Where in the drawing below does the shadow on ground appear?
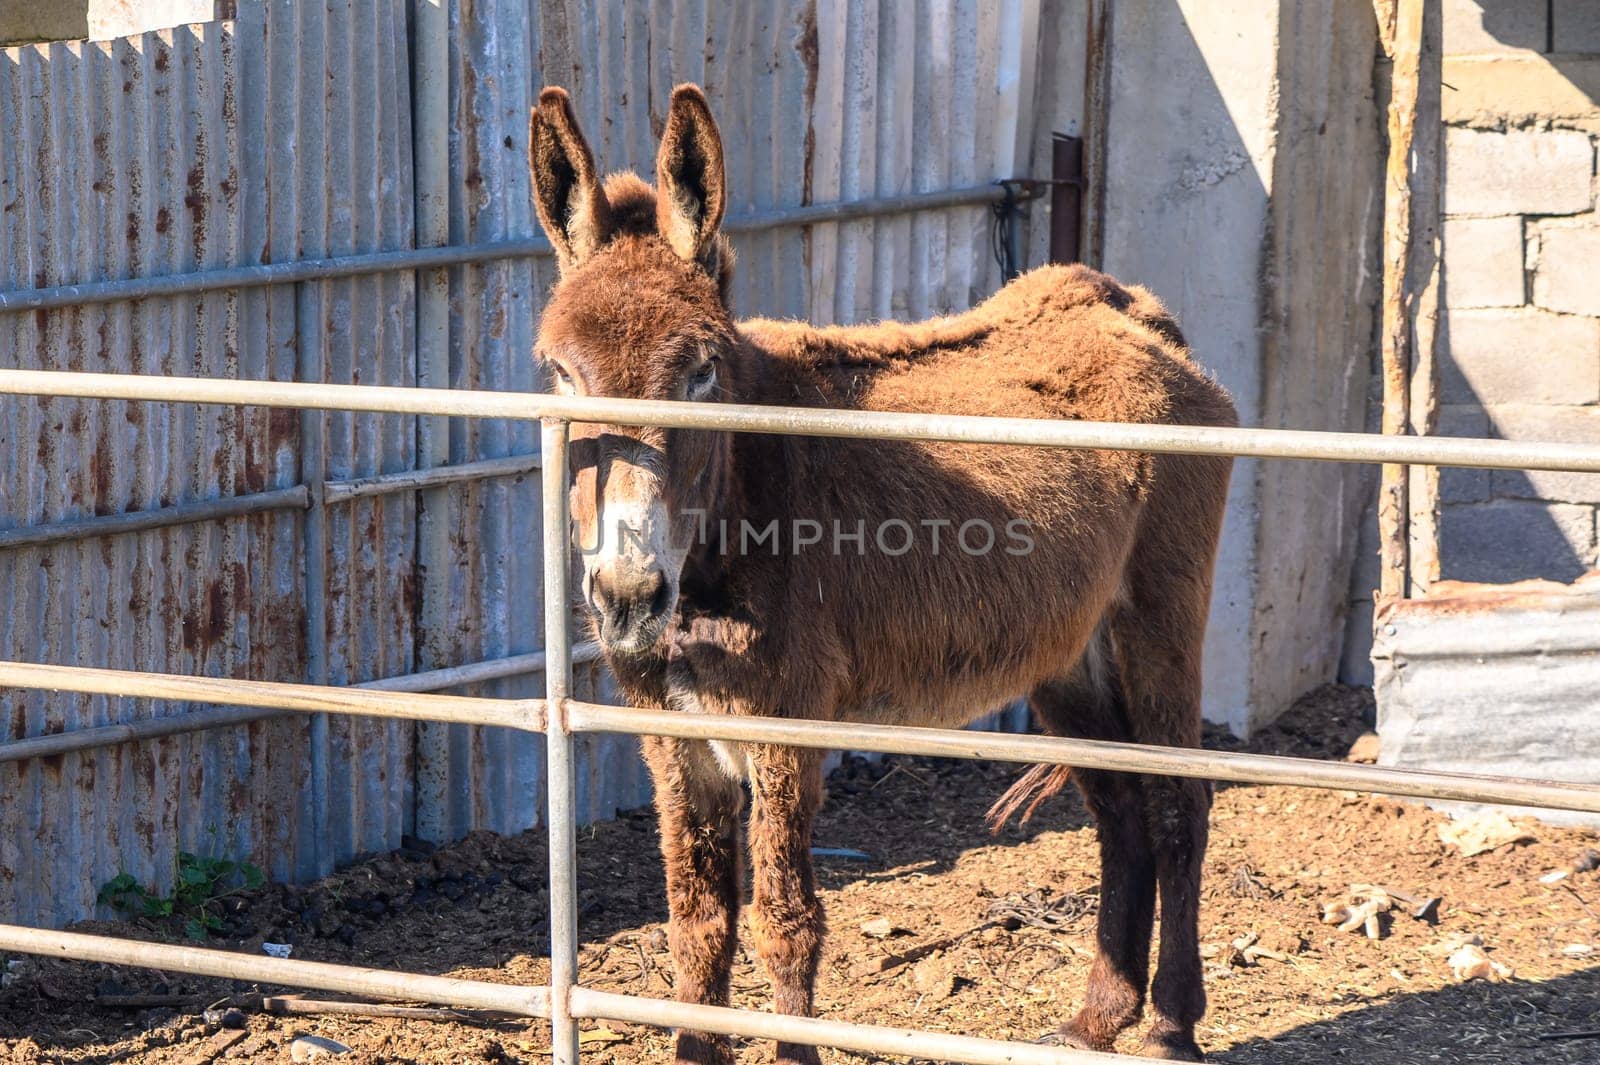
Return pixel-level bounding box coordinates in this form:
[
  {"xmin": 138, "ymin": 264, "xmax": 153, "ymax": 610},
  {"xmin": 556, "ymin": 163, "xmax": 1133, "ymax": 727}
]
[{"xmin": 1217, "ymin": 965, "xmax": 1600, "ymax": 1064}]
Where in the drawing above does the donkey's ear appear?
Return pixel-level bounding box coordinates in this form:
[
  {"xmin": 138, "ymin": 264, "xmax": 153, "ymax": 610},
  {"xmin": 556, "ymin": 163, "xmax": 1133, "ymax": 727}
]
[
  {"xmin": 529, "ymin": 87, "xmax": 613, "ymax": 272},
  {"xmin": 655, "ymin": 84, "xmax": 726, "ymax": 269}
]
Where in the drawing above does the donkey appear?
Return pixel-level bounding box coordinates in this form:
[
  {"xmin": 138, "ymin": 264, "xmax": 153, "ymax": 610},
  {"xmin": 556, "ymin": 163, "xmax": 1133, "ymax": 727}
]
[{"xmin": 529, "ymin": 84, "xmax": 1236, "ymax": 1063}]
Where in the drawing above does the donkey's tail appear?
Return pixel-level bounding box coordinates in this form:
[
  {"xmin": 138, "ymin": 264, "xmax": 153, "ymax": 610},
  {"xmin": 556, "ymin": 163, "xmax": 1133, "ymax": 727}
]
[{"xmin": 985, "ymin": 763, "xmax": 1073, "ymax": 834}]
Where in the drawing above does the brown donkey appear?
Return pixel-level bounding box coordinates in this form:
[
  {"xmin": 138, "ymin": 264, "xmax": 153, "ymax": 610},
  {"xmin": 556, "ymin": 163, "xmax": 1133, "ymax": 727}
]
[{"xmin": 529, "ymin": 84, "xmax": 1236, "ymax": 1063}]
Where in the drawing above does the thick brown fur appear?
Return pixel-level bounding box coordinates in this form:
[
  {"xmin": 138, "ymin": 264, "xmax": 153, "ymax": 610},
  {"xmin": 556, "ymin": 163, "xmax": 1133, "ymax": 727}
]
[{"xmin": 530, "ymin": 84, "xmax": 1235, "ymax": 1063}]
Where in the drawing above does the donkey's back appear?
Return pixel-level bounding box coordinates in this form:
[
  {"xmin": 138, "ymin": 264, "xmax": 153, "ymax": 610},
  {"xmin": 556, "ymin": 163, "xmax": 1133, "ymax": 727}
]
[{"xmin": 743, "ymin": 263, "xmax": 1229, "ymax": 431}]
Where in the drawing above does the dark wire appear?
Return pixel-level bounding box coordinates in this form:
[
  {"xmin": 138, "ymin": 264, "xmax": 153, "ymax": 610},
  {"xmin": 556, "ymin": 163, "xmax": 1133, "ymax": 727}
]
[{"xmin": 990, "ymin": 182, "xmax": 1021, "ymax": 281}]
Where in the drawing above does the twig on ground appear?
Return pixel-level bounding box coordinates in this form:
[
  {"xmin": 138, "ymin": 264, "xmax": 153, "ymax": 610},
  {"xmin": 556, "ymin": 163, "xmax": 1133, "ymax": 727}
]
[
  {"xmin": 1538, "ymin": 1029, "xmax": 1600, "ymax": 1042},
  {"xmin": 262, "ymin": 995, "xmax": 519, "ymax": 1025}
]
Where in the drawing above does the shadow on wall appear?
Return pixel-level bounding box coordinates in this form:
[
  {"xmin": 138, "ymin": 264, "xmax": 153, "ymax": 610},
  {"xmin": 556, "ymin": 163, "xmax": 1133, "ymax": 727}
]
[
  {"xmin": 1099, "ymin": 2, "xmax": 1382, "ymax": 731},
  {"xmin": 1436, "ymin": 314, "xmax": 1595, "ymax": 584}
]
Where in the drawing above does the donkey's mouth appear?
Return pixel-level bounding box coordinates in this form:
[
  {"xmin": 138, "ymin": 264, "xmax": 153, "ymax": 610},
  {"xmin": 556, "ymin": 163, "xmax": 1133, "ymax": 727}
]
[{"xmin": 594, "ymin": 580, "xmax": 677, "ymax": 656}]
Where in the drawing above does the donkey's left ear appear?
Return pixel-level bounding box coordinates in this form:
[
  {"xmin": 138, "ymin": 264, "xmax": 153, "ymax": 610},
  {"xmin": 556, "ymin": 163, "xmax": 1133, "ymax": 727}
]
[
  {"xmin": 655, "ymin": 84, "xmax": 727, "ymax": 270},
  {"xmin": 530, "ymin": 87, "xmax": 613, "ymax": 273}
]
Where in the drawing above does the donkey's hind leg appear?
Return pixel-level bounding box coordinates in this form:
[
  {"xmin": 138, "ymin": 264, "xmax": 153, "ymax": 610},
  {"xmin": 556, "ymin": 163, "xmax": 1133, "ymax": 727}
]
[
  {"xmin": 642, "ymin": 737, "xmax": 744, "ymax": 1065},
  {"xmin": 1108, "ymin": 452, "xmax": 1230, "ymax": 1062},
  {"xmin": 1006, "ymin": 662, "xmax": 1157, "ymax": 1053}
]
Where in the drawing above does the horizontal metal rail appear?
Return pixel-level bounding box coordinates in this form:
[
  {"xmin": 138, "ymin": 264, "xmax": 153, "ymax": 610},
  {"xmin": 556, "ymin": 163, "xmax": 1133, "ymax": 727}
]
[
  {"xmin": 357, "ymin": 639, "xmax": 602, "ymax": 693},
  {"xmin": 0, "ymin": 453, "xmax": 540, "ymax": 551},
  {"xmin": 572, "ymin": 987, "xmax": 1118, "ymax": 1065},
  {"xmin": 0, "ymin": 924, "xmax": 549, "ymax": 1017},
  {"xmin": 322, "ymin": 452, "xmax": 540, "ymax": 504},
  {"xmin": 0, "ymin": 661, "xmax": 539, "ymax": 732},
  {"xmin": 567, "ymin": 701, "xmax": 1600, "ymax": 813},
  {"xmin": 0, "ymin": 642, "xmax": 601, "ymax": 764},
  {"xmin": 4, "ymin": 659, "xmax": 1599, "ymax": 814},
  {"xmin": 0, "ymin": 185, "xmax": 1005, "ymax": 313},
  {"xmin": 0, "ymin": 485, "xmax": 309, "ymax": 550},
  {"xmin": 1, "ymin": 370, "xmax": 1598, "ymax": 473}
]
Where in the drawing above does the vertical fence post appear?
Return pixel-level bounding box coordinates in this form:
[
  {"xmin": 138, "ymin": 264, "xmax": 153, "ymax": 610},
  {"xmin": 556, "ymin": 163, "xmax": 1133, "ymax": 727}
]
[{"xmin": 540, "ymin": 418, "xmax": 580, "ymax": 1064}]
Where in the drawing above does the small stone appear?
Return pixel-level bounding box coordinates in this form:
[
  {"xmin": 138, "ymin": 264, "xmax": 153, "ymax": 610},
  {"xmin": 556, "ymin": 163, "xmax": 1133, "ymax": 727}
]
[
  {"xmin": 911, "ymin": 954, "xmax": 956, "ymax": 1000},
  {"xmin": 859, "ymin": 917, "xmax": 909, "ymax": 939},
  {"xmin": 1344, "ymin": 732, "xmax": 1380, "ymax": 764},
  {"xmin": 290, "ymin": 1034, "xmax": 352, "ymax": 1061},
  {"xmin": 203, "ymin": 1006, "xmax": 248, "ymax": 1029},
  {"xmin": 1448, "ymin": 943, "xmax": 1513, "ymax": 983}
]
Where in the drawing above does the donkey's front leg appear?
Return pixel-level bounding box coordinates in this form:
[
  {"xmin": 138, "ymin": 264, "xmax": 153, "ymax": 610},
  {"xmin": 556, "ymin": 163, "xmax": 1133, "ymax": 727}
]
[
  {"xmin": 747, "ymin": 744, "xmax": 827, "ymax": 1065},
  {"xmin": 643, "ymin": 737, "xmax": 745, "ymax": 1065}
]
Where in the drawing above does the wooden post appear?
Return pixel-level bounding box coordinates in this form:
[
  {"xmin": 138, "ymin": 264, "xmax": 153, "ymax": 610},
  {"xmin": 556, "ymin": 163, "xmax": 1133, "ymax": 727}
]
[{"xmin": 1375, "ymin": 0, "xmax": 1438, "ymax": 602}]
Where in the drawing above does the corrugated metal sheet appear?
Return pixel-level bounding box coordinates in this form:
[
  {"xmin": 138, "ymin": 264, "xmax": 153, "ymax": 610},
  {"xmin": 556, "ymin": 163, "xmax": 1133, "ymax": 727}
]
[
  {"xmin": 0, "ymin": 0, "xmax": 1082, "ymax": 924},
  {"xmin": 0, "ymin": 22, "xmax": 304, "ymax": 926},
  {"xmin": 258, "ymin": 0, "xmax": 419, "ymax": 878},
  {"xmin": 0, "ymin": 2, "xmax": 421, "ymax": 923}
]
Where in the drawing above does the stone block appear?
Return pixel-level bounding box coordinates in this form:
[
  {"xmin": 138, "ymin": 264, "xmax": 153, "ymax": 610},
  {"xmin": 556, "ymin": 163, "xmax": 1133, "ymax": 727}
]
[
  {"xmin": 1440, "ymin": 500, "xmax": 1598, "ymax": 583},
  {"xmin": 86, "ymin": 2, "xmax": 221, "ymax": 41},
  {"xmin": 1445, "ymin": 128, "xmax": 1594, "ymax": 217},
  {"xmin": 1553, "ymin": 0, "xmax": 1600, "ymax": 53},
  {"xmin": 1488, "ymin": 405, "xmax": 1600, "ymax": 503},
  {"xmin": 1443, "ymin": 56, "xmax": 1600, "ymax": 126},
  {"xmin": 1531, "ymin": 222, "xmax": 1600, "ymax": 316},
  {"xmin": 1443, "ymin": 0, "xmax": 1548, "ymax": 55},
  {"xmin": 1440, "ymin": 309, "xmax": 1600, "ymax": 404},
  {"xmin": 1444, "ymin": 217, "xmax": 1525, "ymax": 307}
]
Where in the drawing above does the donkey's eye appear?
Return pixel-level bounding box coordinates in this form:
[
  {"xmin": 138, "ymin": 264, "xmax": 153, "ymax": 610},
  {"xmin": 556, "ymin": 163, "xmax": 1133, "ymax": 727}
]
[
  {"xmin": 687, "ymin": 360, "xmax": 718, "ymax": 399},
  {"xmin": 549, "ymin": 363, "xmax": 576, "ymax": 395}
]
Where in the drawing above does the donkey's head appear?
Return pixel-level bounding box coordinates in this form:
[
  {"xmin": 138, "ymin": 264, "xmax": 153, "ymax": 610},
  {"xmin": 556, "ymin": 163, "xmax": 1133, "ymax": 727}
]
[{"xmin": 530, "ymin": 84, "xmax": 736, "ymax": 655}]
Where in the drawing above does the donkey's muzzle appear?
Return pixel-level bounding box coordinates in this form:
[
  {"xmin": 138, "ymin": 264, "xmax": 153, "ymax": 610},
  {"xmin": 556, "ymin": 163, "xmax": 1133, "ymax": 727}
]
[{"xmin": 591, "ymin": 568, "xmax": 673, "ymax": 653}]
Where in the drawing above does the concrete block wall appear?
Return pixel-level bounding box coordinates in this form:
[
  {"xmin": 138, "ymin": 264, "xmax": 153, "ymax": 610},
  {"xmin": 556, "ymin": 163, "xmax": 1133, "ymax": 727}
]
[{"xmin": 1343, "ymin": 0, "xmax": 1600, "ymax": 684}]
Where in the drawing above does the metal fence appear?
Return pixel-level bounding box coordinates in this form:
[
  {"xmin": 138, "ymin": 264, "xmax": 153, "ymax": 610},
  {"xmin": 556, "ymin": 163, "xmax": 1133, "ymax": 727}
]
[{"xmin": 1, "ymin": 366, "xmax": 1599, "ymax": 1064}]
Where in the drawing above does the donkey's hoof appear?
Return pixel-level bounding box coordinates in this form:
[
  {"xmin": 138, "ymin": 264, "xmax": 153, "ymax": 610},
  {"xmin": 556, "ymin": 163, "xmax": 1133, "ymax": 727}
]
[
  {"xmin": 1139, "ymin": 1027, "xmax": 1206, "ymax": 1061},
  {"xmin": 674, "ymin": 1031, "xmax": 735, "ymax": 1065},
  {"xmin": 1050, "ymin": 1017, "xmax": 1117, "ymax": 1053}
]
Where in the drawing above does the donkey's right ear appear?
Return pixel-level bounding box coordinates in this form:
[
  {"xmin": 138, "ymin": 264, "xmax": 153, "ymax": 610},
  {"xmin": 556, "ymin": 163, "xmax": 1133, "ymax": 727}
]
[{"xmin": 529, "ymin": 87, "xmax": 613, "ymax": 272}]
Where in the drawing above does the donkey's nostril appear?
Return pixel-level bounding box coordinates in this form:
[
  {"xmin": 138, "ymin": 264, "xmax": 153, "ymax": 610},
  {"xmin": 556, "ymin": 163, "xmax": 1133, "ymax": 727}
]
[{"xmin": 646, "ymin": 572, "xmax": 671, "ymax": 618}]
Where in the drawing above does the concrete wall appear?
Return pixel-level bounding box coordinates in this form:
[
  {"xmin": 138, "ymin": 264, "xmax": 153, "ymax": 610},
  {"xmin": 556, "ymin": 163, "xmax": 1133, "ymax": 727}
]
[
  {"xmin": 1099, "ymin": 1, "xmax": 1381, "ymax": 733},
  {"xmin": 1343, "ymin": 0, "xmax": 1600, "ymax": 684}
]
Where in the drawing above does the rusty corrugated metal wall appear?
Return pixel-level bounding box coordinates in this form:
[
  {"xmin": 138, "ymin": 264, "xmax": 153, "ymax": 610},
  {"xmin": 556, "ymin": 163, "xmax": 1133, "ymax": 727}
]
[
  {"xmin": 0, "ymin": 0, "xmax": 1080, "ymax": 925},
  {"xmin": 0, "ymin": 22, "xmax": 307, "ymax": 927}
]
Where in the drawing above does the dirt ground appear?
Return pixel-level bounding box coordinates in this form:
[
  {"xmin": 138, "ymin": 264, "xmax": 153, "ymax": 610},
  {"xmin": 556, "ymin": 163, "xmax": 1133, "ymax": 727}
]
[{"xmin": 3, "ymin": 684, "xmax": 1599, "ymax": 1064}]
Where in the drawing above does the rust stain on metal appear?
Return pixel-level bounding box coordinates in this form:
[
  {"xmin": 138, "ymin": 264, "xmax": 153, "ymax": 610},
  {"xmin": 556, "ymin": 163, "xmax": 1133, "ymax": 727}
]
[
  {"xmin": 796, "ymin": 1, "xmax": 818, "ymax": 211},
  {"xmin": 1378, "ymin": 572, "xmax": 1600, "ymax": 621}
]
